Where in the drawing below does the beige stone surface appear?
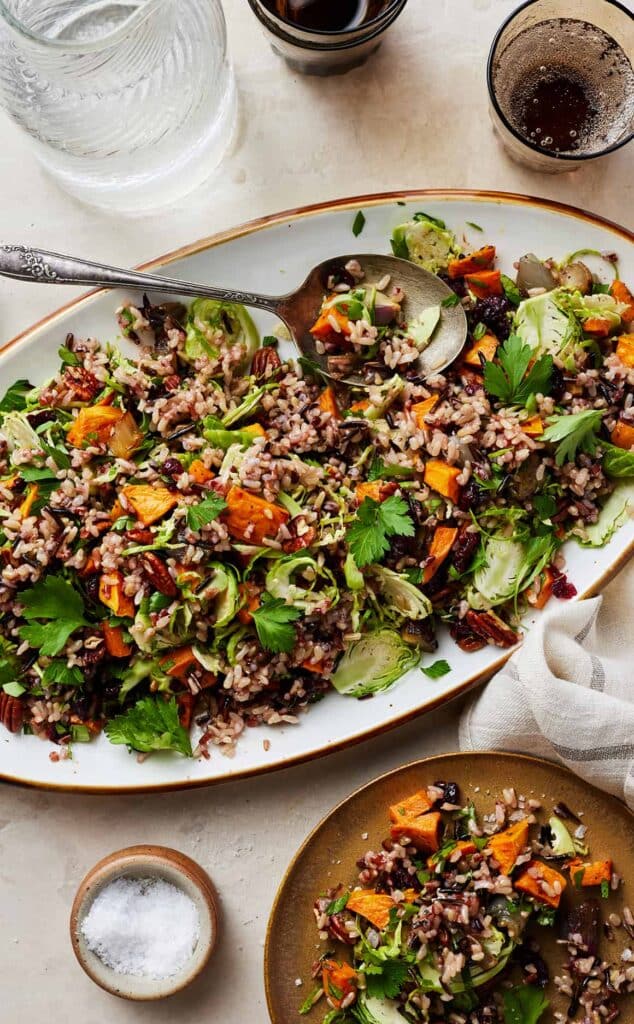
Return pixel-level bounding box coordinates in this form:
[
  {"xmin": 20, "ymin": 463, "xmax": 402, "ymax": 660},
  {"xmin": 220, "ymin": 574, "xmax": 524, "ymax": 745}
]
[{"xmin": 0, "ymin": 1, "xmax": 631, "ymax": 1021}]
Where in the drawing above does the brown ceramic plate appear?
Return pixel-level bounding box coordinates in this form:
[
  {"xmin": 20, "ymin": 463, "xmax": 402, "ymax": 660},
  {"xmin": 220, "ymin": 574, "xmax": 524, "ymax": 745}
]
[{"xmin": 265, "ymin": 752, "xmax": 634, "ymax": 1023}]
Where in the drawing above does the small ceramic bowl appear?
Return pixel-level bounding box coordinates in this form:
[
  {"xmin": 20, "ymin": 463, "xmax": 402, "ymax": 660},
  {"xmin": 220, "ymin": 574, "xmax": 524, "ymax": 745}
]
[{"xmin": 70, "ymin": 845, "xmax": 219, "ymax": 1000}]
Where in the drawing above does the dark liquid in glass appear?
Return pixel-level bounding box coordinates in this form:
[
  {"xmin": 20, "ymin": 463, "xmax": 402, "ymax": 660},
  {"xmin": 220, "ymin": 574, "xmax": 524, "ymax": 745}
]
[
  {"xmin": 493, "ymin": 18, "xmax": 634, "ymax": 156},
  {"xmin": 263, "ymin": 0, "xmax": 390, "ymax": 32},
  {"xmin": 511, "ymin": 69, "xmax": 597, "ymax": 153}
]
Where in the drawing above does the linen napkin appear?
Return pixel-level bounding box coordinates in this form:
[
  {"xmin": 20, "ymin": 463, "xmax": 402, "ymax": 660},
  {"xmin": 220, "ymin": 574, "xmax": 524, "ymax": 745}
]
[{"xmin": 459, "ymin": 563, "xmax": 634, "ymax": 810}]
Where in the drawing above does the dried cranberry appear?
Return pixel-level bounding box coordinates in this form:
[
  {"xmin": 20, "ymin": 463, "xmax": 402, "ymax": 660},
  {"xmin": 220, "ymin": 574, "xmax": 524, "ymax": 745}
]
[
  {"xmin": 438, "ymin": 272, "xmax": 467, "ymax": 298},
  {"xmin": 469, "ymin": 296, "xmax": 513, "ymax": 340},
  {"xmin": 551, "ymin": 569, "xmax": 577, "ymax": 600},
  {"xmin": 451, "ymin": 524, "xmax": 479, "ymax": 574},
  {"xmin": 433, "ymin": 781, "xmax": 460, "ymax": 805},
  {"xmin": 550, "ymin": 365, "xmax": 566, "ymax": 402},
  {"xmin": 457, "ymin": 479, "xmax": 479, "ymax": 512},
  {"xmin": 162, "ymin": 457, "xmax": 182, "ymax": 477},
  {"xmin": 84, "ymin": 576, "xmax": 100, "ymax": 603},
  {"xmin": 26, "ymin": 409, "xmax": 56, "ymax": 428}
]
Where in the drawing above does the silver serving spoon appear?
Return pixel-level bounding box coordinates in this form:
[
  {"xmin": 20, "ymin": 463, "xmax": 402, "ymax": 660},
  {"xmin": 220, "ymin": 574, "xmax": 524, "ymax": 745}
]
[{"xmin": 0, "ymin": 245, "xmax": 467, "ymax": 383}]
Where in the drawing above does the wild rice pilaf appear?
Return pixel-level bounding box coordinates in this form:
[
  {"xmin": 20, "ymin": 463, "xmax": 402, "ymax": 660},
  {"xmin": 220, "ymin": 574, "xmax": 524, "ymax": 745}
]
[
  {"xmin": 0, "ymin": 215, "xmax": 633, "ymax": 759},
  {"xmin": 307, "ymin": 781, "xmax": 633, "ymax": 1024}
]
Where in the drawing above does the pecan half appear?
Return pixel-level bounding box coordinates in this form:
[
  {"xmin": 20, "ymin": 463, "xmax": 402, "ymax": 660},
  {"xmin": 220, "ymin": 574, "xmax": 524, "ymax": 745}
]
[
  {"xmin": 63, "ymin": 366, "xmax": 101, "ymax": 401},
  {"xmin": 282, "ymin": 516, "xmax": 317, "ymax": 553},
  {"xmin": 141, "ymin": 553, "xmax": 178, "ymax": 597},
  {"xmin": 465, "ymin": 610, "xmax": 518, "ymax": 648},
  {"xmin": 450, "ymin": 618, "xmax": 487, "ymax": 653},
  {"xmin": 0, "ymin": 693, "xmax": 23, "ymax": 734},
  {"xmin": 327, "ymin": 354, "xmax": 358, "ymax": 378},
  {"xmin": 251, "ymin": 346, "xmax": 282, "ymax": 380},
  {"xmin": 126, "ymin": 528, "xmax": 154, "ymax": 545}
]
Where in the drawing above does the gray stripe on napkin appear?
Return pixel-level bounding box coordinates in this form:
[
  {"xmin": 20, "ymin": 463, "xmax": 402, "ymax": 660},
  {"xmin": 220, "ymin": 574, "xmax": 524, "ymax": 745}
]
[
  {"xmin": 575, "ymin": 607, "xmax": 599, "ymax": 644},
  {"xmin": 551, "ymin": 741, "xmax": 634, "ymax": 762},
  {"xmin": 590, "ymin": 655, "xmax": 605, "ymax": 692}
]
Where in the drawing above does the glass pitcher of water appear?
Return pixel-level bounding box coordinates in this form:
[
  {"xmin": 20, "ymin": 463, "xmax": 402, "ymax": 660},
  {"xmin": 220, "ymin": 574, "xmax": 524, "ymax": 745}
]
[{"xmin": 0, "ymin": 0, "xmax": 236, "ymax": 212}]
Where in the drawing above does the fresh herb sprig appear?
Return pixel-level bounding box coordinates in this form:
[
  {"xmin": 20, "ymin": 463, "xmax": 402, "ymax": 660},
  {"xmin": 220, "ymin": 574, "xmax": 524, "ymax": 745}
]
[
  {"xmin": 105, "ymin": 696, "xmax": 192, "ymax": 756},
  {"xmin": 17, "ymin": 576, "xmax": 87, "ymax": 657},
  {"xmin": 251, "ymin": 594, "xmax": 302, "ymax": 654},
  {"xmin": 483, "ymin": 335, "xmax": 553, "ymax": 408},
  {"xmin": 542, "ymin": 409, "xmax": 603, "ymax": 466},
  {"xmin": 346, "ymin": 495, "xmax": 414, "ymax": 568}
]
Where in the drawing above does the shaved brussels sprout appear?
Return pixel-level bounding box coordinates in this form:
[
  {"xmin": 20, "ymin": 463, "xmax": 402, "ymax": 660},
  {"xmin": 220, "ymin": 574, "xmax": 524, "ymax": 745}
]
[
  {"xmin": 184, "ymin": 298, "xmax": 259, "ymax": 370},
  {"xmin": 331, "ymin": 628, "xmax": 420, "ymax": 697}
]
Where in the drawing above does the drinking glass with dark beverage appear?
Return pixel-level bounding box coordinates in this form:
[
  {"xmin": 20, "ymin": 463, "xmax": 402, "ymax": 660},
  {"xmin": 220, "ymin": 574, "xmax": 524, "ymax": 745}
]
[
  {"xmin": 247, "ymin": 0, "xmax": 408, "ymax": 75},
  {"xmin": 488, "ymin": 0, "xmax": 633, "ymax": 172}
]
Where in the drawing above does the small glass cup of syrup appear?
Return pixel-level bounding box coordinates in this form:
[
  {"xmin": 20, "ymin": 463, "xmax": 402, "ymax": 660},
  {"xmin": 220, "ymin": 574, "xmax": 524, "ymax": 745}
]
[
  {"xmin": 487, "ymin": 0, "xmax": 634, "ymax": 172},
  {"xmin": 247, "ymin": 0, "xmax": 409, "ymax": 76}
]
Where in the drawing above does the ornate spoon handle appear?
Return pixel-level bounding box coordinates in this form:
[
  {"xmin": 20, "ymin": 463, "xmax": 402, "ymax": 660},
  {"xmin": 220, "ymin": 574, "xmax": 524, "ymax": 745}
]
[{"xmin": 0, "ymin": 243, "xmax": 282, "ymax": 313}]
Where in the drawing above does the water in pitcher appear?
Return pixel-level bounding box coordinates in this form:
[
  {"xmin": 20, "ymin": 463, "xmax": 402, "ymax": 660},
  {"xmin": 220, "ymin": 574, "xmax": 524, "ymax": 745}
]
[{"xmin": 0, "ymin": 0, "xmax": 236, "ymax": 211}]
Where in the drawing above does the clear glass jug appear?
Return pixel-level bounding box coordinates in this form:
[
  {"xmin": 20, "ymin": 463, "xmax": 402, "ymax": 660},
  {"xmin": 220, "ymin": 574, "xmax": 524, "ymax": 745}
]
[{"xmin": 0, "ymin": 0, "xmax": 237, "ymax": 212}]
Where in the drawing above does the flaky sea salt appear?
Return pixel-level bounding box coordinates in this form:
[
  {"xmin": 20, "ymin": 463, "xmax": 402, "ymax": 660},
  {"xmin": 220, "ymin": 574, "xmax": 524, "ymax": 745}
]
[{"xmin": 81, "ymin": 876, "xmax": 200, "ymax": 979}]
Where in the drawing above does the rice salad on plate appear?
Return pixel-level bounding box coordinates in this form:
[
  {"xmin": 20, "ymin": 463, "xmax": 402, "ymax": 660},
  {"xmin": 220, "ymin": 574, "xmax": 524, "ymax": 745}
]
[
  {"xmin": 305, "ymin": 780, "xmax": 634, "ymax": 1024},
  {"xmin": 0, "ymin": 214, "xmax": 633, "ymax": 761}
]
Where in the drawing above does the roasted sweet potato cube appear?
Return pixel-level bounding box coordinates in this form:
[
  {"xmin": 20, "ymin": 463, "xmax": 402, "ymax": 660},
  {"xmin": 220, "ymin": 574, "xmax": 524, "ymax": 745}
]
[
  {"xmin": 389, "ymin": 789, "xmax": 434, "ymax": 824},
  {"xmin": 568, "ymin": 858, "xmax": 613, "ymax": 888},
  {"xmin": 98, "ymin": 571, "xmax": 135, "ymax": 618},
  {"xmin": 121, "ymin": 484, "xmax": 178, "ymax": 525},
  {"xmin": 318, "ymin": 386, "xmax": 341, "ymax": 420},
  {"xmin": 464, "ymin": 269, "xmax": 503, "ymax": 299},
  {"xmin": 390, "ymin": 811, "xmax": 442, "ymax": 853},
  {"xmin": 514, "ymin": 860, "xmax": 567, "ymax": 907},
  {"xmin": 424, "ymin": 460, "xmax": 461, "ymax": 504},
  {"xmin": 487, "ymin": 819, "xmax": 530, "ymax": 876},
  {"xmin": 188, "ymin": 459, "xmax": 215, "ymax": 484},
  {"xmin": 611, "ymin": 421, "xmax": 634, "ymax": 450},
  {"xmin": 463, "ymin": 333, "xmax": 498, "ymax": 368},
  {"xmin": 67, "ymin": 405, "xmax": 124, "ymax": 448},
  {"xmin": 521, "ymin": 415, "xmax": 544, "ymax": 437},
  {"xmin": 346, "ymin": 890, "xmax": 395, "ymax": 931},
  {"xmin": 610, "ymin": 280, "xmax": 634, "ymax": 323},
  {"xmin": 322, "ymin": 960, "xmax": 357, "ymax": 1009},
  {"xmin": 616, "ymin": 335, "xmax": 634, "ymax": 368},
  {"xmin": 448, "ymin": 246, "xmax": 496, "ymax": 279},
  {"xmin": 411, "ymin": 395, "xmax": 439, "ymax": 429},
  {"xmin": 222, "ymin": 484, "xmax": 289, "ymax": 544},
  {"xmin": 423, "ymin": 525, "xmax": 458, "ymax": 583},
  {"xmin": 355, "ymin": 480, "xmax": 397, "ymax": 505}
]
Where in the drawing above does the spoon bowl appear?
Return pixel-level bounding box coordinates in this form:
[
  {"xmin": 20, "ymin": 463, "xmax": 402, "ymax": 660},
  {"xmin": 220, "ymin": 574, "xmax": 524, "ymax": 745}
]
[
  {"xmin": 279, "ymin": 253, "xmax": 467, "ymax": 382},
  {"xmin": 0, "ymin": 245, "xmax": 467, "ymax": 383}
]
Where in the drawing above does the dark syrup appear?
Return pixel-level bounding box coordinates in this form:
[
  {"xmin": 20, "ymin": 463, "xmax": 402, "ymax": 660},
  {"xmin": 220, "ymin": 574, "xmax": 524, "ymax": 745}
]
[
  {"xmin": 511, "ymin": 69, "xmax": 597, "ymax": 153},
  {"xmin": 263, "ymin": 0, "xmax": 389, "ymax": 32}
]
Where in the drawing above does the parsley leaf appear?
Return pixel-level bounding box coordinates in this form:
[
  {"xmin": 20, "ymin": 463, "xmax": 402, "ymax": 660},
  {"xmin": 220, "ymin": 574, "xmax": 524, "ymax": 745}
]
[
  {"xmin": 413, "ymin": 211, "xmax": 446, "ymax": 229},
  {"xmin": 0, "ymin": 379, "xmax": 33, "ymax": 413},
  {"xmin": 347, "ymin": 495, "xmax": 414, "ymax": 568},
  {"xmin": 483, "ymin": 334, "xmax": 553, "ymax": 407},
  {"xmin": 367, "ymin": 457, "xmax": 414, "ymax": 482},
  {"xmin": 542, "ymin": 409, "xmax": 603, "ymax": 466},
  {"xmin": 503, "ymin": 984, "xmax": 549, "ymax": 1024},
  {"xmin": 422, "ymin": 659, "xmax": 451, "ymax": 679},
  {"xmin": 251, "ymin": 594, "xmax": 302, "ymax": 654},
  {"xmin": 352, "ymin": 210, "xmax": 366, "ymax": 237},
  {"xmin": 325, "ymin": 894, "xmax": 349, "ymax": 915},
  {"xmin": 18, "ymin": 577, "xmax": 87, "ymax": 657},
  {"xmin": 500, "ymin": 274, "xmax": 522, "ymax": 306},
  {"xmin": 365, "ymin": 960, "xmax": 409, "ymax": 1000},
  {"xmin": 186, "ymin": 495, "xmax": 227, "ymax": 532},
  {"xmin": 105, "ymin": 696, "xmax": 192, "ymax": 756},
  {"xmin": 41, "ymin": 661, "xmax": 83, "ymax": 687}
]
